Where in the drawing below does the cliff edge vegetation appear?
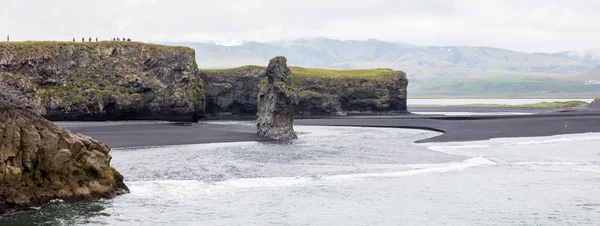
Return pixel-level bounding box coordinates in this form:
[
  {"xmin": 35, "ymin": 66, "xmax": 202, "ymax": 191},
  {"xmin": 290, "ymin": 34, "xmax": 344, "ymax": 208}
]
[
  {"xmin": 200, "ymin": 65, "xmax": 407, "ymax": 117},
  {"xmin": 0, "ymin": 41, "xmax": 205, "ymax": 121}
]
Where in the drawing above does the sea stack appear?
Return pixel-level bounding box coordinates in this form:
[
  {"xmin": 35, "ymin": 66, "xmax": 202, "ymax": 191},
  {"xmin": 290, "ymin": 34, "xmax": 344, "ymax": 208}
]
[
  {"xmin": 256, "ymin": 56, "xmax": 298, "ymax": 140},
  {"xmin": 0, "ymin": 82, "xmax": 128, "ymax": 214}
]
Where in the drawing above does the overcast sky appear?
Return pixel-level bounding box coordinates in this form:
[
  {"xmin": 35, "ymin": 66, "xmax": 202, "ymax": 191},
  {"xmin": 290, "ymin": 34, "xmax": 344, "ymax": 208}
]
[{"xmin": 2, "ymin": 0, "xmax": 599, "ymax": 53}]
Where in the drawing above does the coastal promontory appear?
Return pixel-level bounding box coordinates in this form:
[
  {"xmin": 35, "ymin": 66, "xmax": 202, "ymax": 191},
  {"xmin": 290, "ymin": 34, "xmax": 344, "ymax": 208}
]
[
  {"xmin": 0, "ymin": 82, "xmax": 128, "ymax": 214},
  {"xmin": 200, "ymin": 66, "xmax": 407, "ymax": 117},
  {"xmin": 0, "ymin": 42, "xmax": 205, "ymax": 121}
]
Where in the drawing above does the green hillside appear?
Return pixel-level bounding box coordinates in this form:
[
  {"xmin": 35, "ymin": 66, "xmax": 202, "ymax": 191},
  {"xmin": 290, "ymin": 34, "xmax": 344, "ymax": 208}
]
[{"xmin": 576, "ymin": 65, "xmax": 600, "ymax": 80}]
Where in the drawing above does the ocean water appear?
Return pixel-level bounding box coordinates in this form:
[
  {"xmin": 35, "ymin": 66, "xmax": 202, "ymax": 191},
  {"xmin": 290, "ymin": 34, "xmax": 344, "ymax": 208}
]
[
  {"xmin": 408, "ymin": 98, "xmax": 595, "ymax": 105},
  {"xmin": 2, "ymin": 123, "xmax": 600, "ymax": 226}
]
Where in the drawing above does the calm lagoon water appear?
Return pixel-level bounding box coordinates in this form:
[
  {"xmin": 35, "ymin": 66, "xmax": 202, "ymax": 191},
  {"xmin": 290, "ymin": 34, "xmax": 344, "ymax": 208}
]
[{"xmin": 2, "ymin": 123, "xmax": 600, "ymax": 226}]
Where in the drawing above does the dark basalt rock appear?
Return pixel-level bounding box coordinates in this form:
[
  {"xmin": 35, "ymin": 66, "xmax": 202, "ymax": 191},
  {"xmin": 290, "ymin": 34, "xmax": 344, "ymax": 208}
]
[
  {"xmin": 0, "ymin": 42, "xmax": 205, "ymax": 122},
  {"xmin": 0, "ymin": 82, "xmax": 128, "ymax": 214},
  {"xmin": 590, "ymin": 97, "xmax": 600, "ymax": 110},
  {"xmin": 200, "ymin": 66, "xmax": 264, "ymax": 118},
  {"xmin": 256, "ymin": 57, "xmax": 298, "ymax": 140}
]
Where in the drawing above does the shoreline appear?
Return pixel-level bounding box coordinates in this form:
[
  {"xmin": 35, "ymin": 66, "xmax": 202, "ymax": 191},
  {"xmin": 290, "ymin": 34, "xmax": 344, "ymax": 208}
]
[{"xmin": 60, "ymin": 107, "xmax": 600, "ymax": 148}]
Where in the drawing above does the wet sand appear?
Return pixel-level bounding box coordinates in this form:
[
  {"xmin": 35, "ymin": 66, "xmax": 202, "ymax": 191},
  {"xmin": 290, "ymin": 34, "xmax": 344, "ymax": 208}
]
[{"xmin": 60, "ymin": 108, "xmax": 600, "ymax": 148}]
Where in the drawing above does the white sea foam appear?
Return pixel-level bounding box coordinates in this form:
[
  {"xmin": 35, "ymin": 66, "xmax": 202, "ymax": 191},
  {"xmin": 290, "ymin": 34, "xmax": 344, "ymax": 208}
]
[
  {"xmin": 425, "ymin": 132, "xmax": 600, "ymax": 173},
  {"xmin": 126, "ymin": 157, "xmax": 495, "ymax": 192},
  {"xmin": 511, "ymin": 161, "xmax": 600, "ymax": 173},
  {"xmin": 510, "ymin": 133, "xmax": 600, "ymax": 145},
  {"xmin": 427, "ymin": 145, "xmax": 492, "ymax": 155},
  {"xmin": 200, "ymin": 120, "xmax": 254, "ymax": 126},
  {"xmin": 426, "ymin": 132, "xmax": 600, "ymax": 155},
  {"xmin": 325, "ymin": 156, "xmax": 496, "ymax": 180}
]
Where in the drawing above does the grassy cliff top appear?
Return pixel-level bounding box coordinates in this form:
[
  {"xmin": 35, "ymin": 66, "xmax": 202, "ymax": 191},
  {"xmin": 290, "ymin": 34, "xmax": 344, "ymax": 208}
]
[
  {"xmin": 0, "ymin": 41, "xmax": 193, "ymax": 55},
  {"xmin": 201, "ymin": 65, "xmax": 405, "ymax": 82},
  {"xmin": 200, "ymin": 65, "xmax": 265, "ymax": 76}
]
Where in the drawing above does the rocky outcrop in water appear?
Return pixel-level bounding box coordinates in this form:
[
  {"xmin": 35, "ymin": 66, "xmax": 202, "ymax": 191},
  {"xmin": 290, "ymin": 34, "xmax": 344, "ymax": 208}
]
[
  {"xmin": 0, "ymin": 82, "xmax": 128, "ymax": 214},
  {"xmin": 0, "ymin": 42, "xmax": 205, "ymax": 121},
  {"xmin": 256, "ymin": 57, "xmax": 298, "ymax": 140},
  {"xmin": 200, "ymin": 66, "xmax": 407, "ymax": 118}
]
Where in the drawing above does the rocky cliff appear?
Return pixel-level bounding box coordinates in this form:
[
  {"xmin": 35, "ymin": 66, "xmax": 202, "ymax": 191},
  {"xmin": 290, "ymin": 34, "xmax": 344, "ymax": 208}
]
[
  {"xmin": 257, "ymin": 57, "xmax": 298, "ymax": 140},
  {"xmin": 0, "ymin": 82, "xmax": 128, "ymax": 214},
  {"xmin": 200, "ymin": 66, "xmax": 407, "ymax": 117},
  {"xmin": 0, "ymin": 42, "xmax": 205, "ymax": 121},
  {"xmin": 590, "ymin": 97, "xmax": 600, "ymax": 109}
]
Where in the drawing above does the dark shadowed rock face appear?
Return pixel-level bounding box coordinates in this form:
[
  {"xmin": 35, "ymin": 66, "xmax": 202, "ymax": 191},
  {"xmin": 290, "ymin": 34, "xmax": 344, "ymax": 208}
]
[
  {"xmin": 0, "ymin": 42, "xmax": 205, "ymax": 121},
  {"xmin": 200, "ymin": 66, "xmax": 265, "ymax": 117},
  {"xmin": 256, "ymin": 57, "xmax": 298, "ymax": 140},
  {"xmin": 0, "ymin": 82, "xmax": 128, "ymax": 214},
  {"xmin": 590, "ymin": 97, "xmax": 600, "ymax": 109}
]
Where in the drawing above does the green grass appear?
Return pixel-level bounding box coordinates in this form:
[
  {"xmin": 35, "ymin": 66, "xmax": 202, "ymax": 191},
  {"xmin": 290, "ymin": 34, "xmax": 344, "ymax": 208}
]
[
  {"xmin": 409, "ymin": 93, "xmax": 600, "ymax": 99},
  {"xmin": 200, "ymin": 66, "xmax": 405, "ymax": 83},
  {"xmin": 289, "ymin": 67, "xmax": 397, "ymax": 77},
  {"xmin": 200, "ymin": 65, "xmax": 265, "ymax": 76},
  {"xmin": 0, "ymin": 40, "xmax": 185, "ymax": 49},
  {"xmin": 411, "ymin": 75, "xmax": 600, "ymax": 95},
  {"xmin": 410, "ymin": 100, "xmax": 590, "ymax": 108},
  {"xmin": 0, "ymin": 41, "xmax": 193, "ymax": 57},
  {"xmin": 289, "ymin": 67, "xmax": 403, "ymax": 83}
]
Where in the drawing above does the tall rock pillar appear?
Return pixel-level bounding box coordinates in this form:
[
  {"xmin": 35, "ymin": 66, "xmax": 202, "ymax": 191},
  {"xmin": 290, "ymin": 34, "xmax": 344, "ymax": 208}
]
[{"xmin": 256, "ymin": 56, "xmax": 298, "ymax": 140}]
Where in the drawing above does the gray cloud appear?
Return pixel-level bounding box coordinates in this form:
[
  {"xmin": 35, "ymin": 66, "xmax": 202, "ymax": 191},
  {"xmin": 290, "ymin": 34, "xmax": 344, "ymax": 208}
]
[{"xmin": 2, "ymin": 0, "xmax": 599, "ymax": 52}]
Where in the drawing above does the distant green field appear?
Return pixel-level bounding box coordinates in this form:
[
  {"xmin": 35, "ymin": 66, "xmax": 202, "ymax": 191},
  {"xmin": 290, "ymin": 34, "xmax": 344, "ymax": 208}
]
[
  {"xmin": 410, "ymin": 101, "xmax": 590, "ymax": 108},
  {"xmin": 410, "ymin": 73, "xmax": 600, "ymax": 98}
]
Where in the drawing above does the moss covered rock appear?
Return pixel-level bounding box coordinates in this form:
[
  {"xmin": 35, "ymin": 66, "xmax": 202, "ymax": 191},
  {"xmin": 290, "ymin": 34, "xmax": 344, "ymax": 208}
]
[
  {"xmin": 0, "ymin": 42, "xmax": 205, "ymax": 121},
  {"xmin": 200, "ymin": 65, "xmax": 407, "ymax": 117},
  {"xmin": 0, "ymin": 82, "xmax": 128, "ymax": 214}
]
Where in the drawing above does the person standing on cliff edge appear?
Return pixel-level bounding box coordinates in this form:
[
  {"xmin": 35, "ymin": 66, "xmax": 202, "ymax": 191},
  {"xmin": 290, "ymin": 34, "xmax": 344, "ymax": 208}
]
[{"xmin": 6, "ymin": 35, "xmax": 9, "ymax": 42}]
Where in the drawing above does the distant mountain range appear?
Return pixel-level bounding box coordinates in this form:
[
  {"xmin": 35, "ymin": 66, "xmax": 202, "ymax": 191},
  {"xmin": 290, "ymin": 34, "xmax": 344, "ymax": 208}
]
[{"xmin": 163, "ymin": 37, "xmax": 600, "ymax": 97}]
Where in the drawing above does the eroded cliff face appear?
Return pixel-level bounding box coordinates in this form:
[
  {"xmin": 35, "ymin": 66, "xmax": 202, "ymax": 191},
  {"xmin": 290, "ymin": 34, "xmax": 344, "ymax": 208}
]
[
  {"xmin": 256, "ymin": 57, "xmax": 298, "ymax": 140},
  {"xmin": 0, "ymin": 42, "xmax": 205, "ymax": 121},
  {"xmin": 0, "ymin": 82, "xmax": 128, "ymax": 214},
  {"xmin": 590, "ymin": 97, "xmax": 600, "ymax": 109},
  {"xmin": 201, "ymin": 66, "xmax": 264, "ymax": 116},
  {"xmin": 200, "ymin": 66, "xmax": 407, "ymax": 118}
]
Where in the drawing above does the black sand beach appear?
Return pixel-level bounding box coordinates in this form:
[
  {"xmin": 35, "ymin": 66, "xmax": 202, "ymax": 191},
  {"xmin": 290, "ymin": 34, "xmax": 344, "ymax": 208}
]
[{"xmin": 60, "ymin": 107, "xmax": 600, "ymax": 148}]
